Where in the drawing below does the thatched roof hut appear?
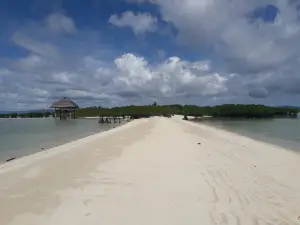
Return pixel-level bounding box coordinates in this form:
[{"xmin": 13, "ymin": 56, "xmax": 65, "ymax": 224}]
[
  {"xmin": 50, "ymin": 97, "xmax": 79, "ymax": 119},
  {"xmin": 50, "ymin": 97, "xmax": 79, "ymax": 109}
]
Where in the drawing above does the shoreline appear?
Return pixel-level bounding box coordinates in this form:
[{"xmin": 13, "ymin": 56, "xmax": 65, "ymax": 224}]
[
  {"xmin": 192, "ymin": 117, "xmax": 300, "ymax": 154},
  {"xmin": 2, "ymin": 116, "xmax": 298, "ymax": 166},
  {"xmin": 0, "ymin": 119, "xmax": 129, "ymax": 165},
  {"xmin": 1, "ymin": 116, "xmax": 300, "ymax": 224},
  {"xmin": 177, "ymin": 116, "xmax": 300, "ymax": 157},
  {"xmin": 0, "ymin": 119, "xmax": 136, "ymax": 171},
  {"xmin": 188, "ymin": 118, "xmax": 300, "ymax": 155}
]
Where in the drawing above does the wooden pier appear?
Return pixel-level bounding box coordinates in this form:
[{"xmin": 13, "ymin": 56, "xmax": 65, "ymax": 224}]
[{"xmin": 98, "ymin": 116, "xmax": 130, "ymax": 124}]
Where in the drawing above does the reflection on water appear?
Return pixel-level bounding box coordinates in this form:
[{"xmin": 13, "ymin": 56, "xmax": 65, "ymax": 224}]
[
  {"xmin": 0, "ymin": 118, "xmax": 119, "ymax": 162},
  {"xmin": 196, "ymin": 117, "xmax": 300, "ymax": 152}
]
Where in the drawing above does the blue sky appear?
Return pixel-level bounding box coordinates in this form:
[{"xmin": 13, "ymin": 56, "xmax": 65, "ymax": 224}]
[{"xmin": 1, "ymin": 0, "xmax": 300, "ymax": 110}]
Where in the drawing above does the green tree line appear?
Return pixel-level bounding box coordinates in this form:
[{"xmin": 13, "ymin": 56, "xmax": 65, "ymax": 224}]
[
  {"xmin": 75, "ymin": 104, "xmax": 298, "ymax": 119},
  {"xmin": 0, "ymin": 104, "xmax": 298, "ymax": 119},
  {"xmin": 0, "ymin": 112, "xmax": 52, "ymax": 118}
]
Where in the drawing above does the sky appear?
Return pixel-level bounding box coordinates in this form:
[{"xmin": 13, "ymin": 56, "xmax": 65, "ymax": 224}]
[{"xmin": 1, "ymin": 0, "xmax": 300, "ymax": 110}]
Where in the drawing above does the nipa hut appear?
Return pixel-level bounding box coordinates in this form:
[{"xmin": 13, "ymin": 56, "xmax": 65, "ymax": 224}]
[{"xmin": 50, "ymin": 97, "xmax": 79, "ymax": 120}]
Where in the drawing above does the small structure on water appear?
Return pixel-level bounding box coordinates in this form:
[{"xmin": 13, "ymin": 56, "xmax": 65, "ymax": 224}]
[
  {"xmin": 98, "ymin": 116, "xmax": 130, "ymax": 124},
  {"xmin": 50, "ymin": 97, "xmax": 79, "ymax": 120}
]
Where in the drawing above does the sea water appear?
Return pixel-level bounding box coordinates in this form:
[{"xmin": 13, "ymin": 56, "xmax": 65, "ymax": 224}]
[
  {"xmin": 196, "ymin": 117, "xmax": 300, "ymax": 152},
  {"xmin": 0, "ymin": 118, "xmax": 118, "ymax": 162}
]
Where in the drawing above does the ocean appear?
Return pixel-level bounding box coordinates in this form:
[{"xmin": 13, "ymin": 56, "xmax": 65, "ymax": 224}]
[
  {"xmin": 197, "ymin": 117, "xmax": 300, "ymax": 152},
  {"xmin": 0, "ymin": 118, "xmax": 119, "ymax": 163},
  {"xmin": 2, "ymin": 117, "xmax": 300, "ymax": 163}
]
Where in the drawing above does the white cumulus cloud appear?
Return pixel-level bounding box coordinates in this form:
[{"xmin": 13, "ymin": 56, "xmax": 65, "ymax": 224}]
[
  {"xmin": 113, "ymin": 54, "xmax": 228, "ymax": 98},
  {"xmin": 4, "ymin": 1, "xmax": 300, "ymax": 109},
  {"xmin": 140, "ymin": 0, "xmax": 300, "ymax": 74},
  {"xmin": 109, "ymin": 11, "xmax": 158, "ymax": 35}
]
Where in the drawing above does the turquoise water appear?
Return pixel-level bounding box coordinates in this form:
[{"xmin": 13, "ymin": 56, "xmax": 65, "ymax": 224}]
[
  {"xmin": 0, "ymin": 118, "xmax": 118, "ymax": 162},
  {"xmin": 196, "ymin": 118, "xmax": 300, "ymax": 152}
]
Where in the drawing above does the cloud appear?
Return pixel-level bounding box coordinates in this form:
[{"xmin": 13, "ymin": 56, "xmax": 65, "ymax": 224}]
[
  {"xmin": 45, "ymin": 12, "xmax": 77, "ymax": 34},
  {"xmin": 11, "ymin": 32, "xmax": 60, "ymax": 59},
  {"xmin": 10, "ymin": 12, "xmax": 76, "ymax": 60},
  {"xmin": 0, "ymin": 68, "xmax": 11, "ymax": 76},
  {"xmin": 249, "ymin": 88, "xmax": 269, "ymax": 98},
  {"xmin": 15, "ymin": 54, "xmax": 51, "ymax": 71},
  {"xmin": 3, "ymin": 45, "xmax": 300, "ymax": 110},
  {"xmin": 113, "ymin": 54, "xmax": 228, "ymax": 98},
  {"xmin": 116, "ymin": 0, "xmax": 300, "ymax": 105},
  {"xmin": 138, "ymin": 0, "xmax": 300, "ymax": 75},
  {"xmin": 3, "ymin": 2, "xmax": 300, "ymax": 110},
  {"xmin": 125, "ymin": 0, "xmax": 157, "ymax": 3},
  {"xmin": 51, "ymin": 71, "xmax": 74, "ymax": 84},
  {"xmin": 109, "ymin": 11, "xmax": 158, "ymax": 35},
  {"xmin": 0, "ymin": 46, "xmax": 231, "ymax": 110}
]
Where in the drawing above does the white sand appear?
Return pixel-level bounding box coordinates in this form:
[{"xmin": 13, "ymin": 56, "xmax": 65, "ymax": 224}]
[{"xmin": 1, "ymin": 116, "xmax": 300, "ymax": 225}]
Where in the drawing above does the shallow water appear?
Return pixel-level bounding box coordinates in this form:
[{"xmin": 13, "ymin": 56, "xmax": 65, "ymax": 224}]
[
  {"xmin": 196, "ymin": 117, "xmax": 300, "ymax": 152},
  {"xmin": 0, "ymin": 118, "xmax": 119, "ymax": 162}
]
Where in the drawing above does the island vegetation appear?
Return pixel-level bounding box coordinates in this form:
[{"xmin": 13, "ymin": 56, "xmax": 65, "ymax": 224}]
[
  {"xmin": 75, "ymin": 104, "xmax": 299, "ymax": 119},
  {"xmin": 0, "ymin": 104, "xmax": 298, "ymax": 119},
  {"xmin": 0, "ymin": 112, "xmax": 52, "ymax": 118}
]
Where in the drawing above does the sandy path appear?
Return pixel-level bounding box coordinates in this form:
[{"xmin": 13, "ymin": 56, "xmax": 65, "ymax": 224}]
[{"xmin": 1, "ymin": 117, "xmax": 300, "ymax": 225}]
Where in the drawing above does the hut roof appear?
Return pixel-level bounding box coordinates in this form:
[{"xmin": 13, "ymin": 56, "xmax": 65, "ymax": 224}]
[{"xmin": 50, "ymin": 97, "xmax": 79, "ymax": 109}]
